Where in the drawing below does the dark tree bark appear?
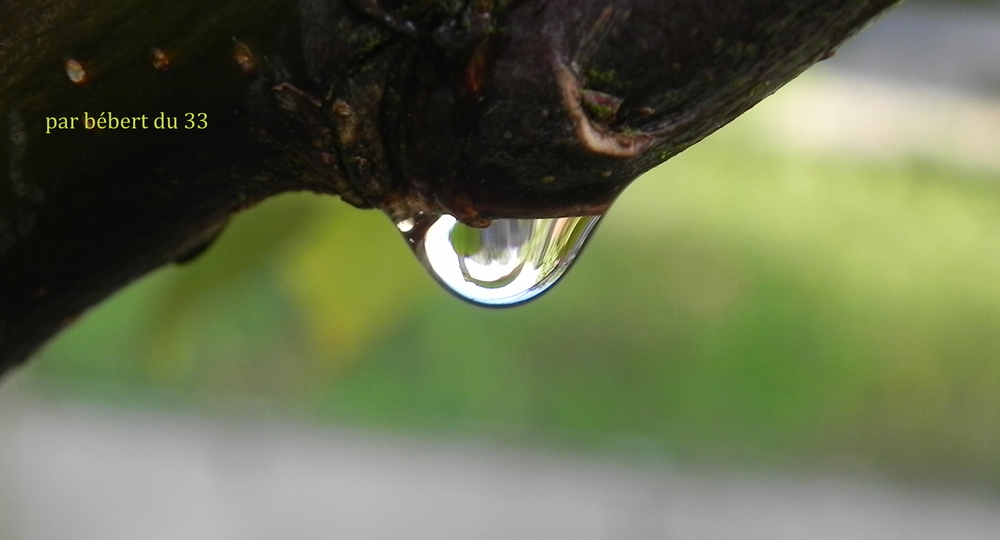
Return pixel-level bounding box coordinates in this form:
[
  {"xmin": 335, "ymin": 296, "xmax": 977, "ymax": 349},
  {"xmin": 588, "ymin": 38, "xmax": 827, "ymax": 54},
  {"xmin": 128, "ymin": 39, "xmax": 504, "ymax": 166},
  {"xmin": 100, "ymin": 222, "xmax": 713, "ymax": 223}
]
[{"xmin": 0, "ymin": 0, "xmax": 901, "ymax": 374}]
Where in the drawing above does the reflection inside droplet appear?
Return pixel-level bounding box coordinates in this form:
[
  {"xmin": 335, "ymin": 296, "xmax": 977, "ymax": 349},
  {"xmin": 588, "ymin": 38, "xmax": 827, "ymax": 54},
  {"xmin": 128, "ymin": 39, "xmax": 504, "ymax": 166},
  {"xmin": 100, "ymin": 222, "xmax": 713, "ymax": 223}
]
[{"xmin": 398, "ymin": 214, "xmax": 601, "ymax": 306}]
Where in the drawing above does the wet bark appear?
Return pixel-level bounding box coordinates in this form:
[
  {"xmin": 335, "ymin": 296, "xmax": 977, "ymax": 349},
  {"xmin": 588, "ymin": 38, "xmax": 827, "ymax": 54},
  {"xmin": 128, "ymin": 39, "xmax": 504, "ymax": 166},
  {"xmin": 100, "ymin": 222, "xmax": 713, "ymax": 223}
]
[{"xmin": 0, "ymin": 0, "xmax": 901, "ymax": 374}]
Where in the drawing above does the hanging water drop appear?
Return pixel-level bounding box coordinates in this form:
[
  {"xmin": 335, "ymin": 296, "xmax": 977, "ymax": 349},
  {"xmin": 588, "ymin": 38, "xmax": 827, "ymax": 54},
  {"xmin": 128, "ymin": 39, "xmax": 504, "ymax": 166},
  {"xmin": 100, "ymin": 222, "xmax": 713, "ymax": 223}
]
[
  {"xmin": 64, "ymin": 58, "xmax": 88, "ymax": 85},
  {"xmin": 395, "ymin": 217, "xmax": 416, "ymax": 234},
  {"xmin": 397, "ymin": 214, "xmax": 601, "ymax": 307}
]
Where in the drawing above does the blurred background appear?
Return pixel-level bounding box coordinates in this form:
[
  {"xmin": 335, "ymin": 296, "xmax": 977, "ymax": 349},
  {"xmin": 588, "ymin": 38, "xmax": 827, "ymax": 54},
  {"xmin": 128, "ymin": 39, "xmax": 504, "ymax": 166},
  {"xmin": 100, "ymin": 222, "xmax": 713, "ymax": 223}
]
[{"xmin": 3, "ymin": 0, "xmax": 1000, "ymax": 537}]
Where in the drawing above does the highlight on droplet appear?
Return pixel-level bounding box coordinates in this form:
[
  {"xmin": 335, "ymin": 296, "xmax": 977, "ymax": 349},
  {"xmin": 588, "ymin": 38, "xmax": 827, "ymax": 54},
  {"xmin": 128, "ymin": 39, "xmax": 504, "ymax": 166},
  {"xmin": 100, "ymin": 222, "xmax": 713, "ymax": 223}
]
[{"xmin": 399, "ymin": 213, "xmax": 601, "ymax": 307}]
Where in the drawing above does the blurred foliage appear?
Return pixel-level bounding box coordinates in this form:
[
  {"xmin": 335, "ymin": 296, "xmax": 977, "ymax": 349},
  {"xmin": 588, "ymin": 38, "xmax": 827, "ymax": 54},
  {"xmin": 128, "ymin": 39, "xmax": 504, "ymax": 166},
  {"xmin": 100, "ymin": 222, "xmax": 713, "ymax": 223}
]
[{"xmin": 24, "ymin": 72, "xmax": 1000, "ymax": 487}]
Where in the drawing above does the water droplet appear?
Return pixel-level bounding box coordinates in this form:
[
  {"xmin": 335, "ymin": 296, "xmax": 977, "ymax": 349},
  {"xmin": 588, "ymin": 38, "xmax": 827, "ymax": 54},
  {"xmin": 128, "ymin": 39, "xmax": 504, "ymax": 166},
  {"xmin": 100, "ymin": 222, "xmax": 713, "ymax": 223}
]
[
  {"xmin": 64, "ymin": 58, "xmax": 88, "ymax": 85},
  {"xmin": 395, "ymin": 217, "xmax": 416, "ymax": 233},
  {"xmin": 399, "ymin": 214, "xmax": 600, "ymax": 306},
  {"xmin": 151, "ymin": 47, "xmax": 172, "ymax": 72},
  {"xmin": 233, "ymin": 41, "xmax": 257, "ymax": 74}
]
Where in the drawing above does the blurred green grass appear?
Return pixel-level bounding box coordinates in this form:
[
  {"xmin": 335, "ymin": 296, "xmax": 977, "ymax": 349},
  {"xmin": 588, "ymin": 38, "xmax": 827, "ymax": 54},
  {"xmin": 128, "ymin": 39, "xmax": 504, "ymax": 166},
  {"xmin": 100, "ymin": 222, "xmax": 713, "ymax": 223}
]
[{"xmin": 24, "ymin": 75, "xmax": 1000, "ymax": 486}]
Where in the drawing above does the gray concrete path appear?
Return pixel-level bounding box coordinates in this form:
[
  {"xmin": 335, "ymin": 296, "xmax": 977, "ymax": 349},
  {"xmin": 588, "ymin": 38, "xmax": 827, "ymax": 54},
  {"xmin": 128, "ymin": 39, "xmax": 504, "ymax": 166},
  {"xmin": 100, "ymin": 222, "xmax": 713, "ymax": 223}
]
[{"xmin": 2, "ymin": 390, "xmax": 999, "ymax": 540}]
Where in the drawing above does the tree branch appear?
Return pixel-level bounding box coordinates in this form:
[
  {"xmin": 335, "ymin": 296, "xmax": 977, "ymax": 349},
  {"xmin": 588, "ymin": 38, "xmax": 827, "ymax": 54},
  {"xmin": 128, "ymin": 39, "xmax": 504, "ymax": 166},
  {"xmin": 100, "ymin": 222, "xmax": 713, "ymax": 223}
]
[{"xmin": 0, "ymin": 0, "xmax": 901, "ymax": 374}]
